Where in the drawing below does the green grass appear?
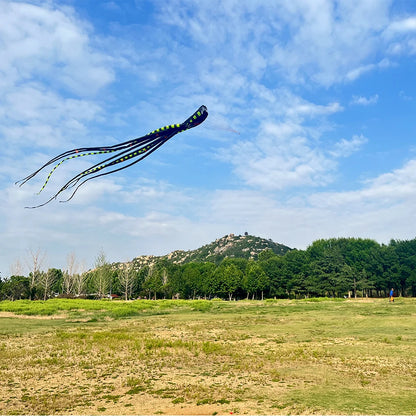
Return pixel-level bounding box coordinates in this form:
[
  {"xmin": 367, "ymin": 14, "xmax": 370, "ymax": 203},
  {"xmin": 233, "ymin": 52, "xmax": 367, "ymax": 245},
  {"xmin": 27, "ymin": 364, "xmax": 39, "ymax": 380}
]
[
  {"xmin": 0, "ymin": 298, "xmax": 415, "ymax": 414},
  {"xmin": 0, "ymin": 298, "xmax": 216, "ymax": 320}
]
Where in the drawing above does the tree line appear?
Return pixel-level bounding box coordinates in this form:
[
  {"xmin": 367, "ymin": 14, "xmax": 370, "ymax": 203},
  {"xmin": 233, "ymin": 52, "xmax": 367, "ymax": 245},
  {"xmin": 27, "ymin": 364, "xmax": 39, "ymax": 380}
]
[{"xmin": 1, "ymin": 237, "xmax": 416, "ymax": 301}]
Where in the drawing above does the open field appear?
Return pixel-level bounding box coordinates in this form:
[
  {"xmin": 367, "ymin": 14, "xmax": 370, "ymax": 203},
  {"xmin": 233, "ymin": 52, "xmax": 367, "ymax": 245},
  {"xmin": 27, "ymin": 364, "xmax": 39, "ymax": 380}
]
[{"xmin": 0, "ymin": 298, "xmax": 416, "ymax": 415}]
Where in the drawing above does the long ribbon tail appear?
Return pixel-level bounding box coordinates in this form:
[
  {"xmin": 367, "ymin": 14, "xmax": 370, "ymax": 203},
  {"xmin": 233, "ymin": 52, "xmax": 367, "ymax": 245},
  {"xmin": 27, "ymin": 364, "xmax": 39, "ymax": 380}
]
[
  {"xmin": 61, "ymin": 139, "xmax": 170, "ymax": 204},
  {"xmin": 63, "ymin": 105, "xmax": 208, "ymax": 193},
  {"xmin": 24, "ymin": 137, "xmax": 168, "ymax": 209},
  {"xmin": 60, "ymin": 138, "xmax": 168, "ymax": 196},
  {"xmin": 22, "ymin": 105, "xmax": 208, "ymax": 208},
  {"xmin": 34, "ymin": 135, "xmax": 162, "ymax": 194},
  {"xmin": 15, "ymin": 132, "xmax": 168, "ymax": 188}
]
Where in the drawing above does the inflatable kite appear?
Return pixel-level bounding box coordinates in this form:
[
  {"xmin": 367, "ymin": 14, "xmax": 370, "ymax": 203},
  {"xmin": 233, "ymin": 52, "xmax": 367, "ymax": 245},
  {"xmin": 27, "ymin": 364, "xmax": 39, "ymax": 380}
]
[{"xmin": 16, "ymin": 105, "xmax": 208, "ymax": 208}]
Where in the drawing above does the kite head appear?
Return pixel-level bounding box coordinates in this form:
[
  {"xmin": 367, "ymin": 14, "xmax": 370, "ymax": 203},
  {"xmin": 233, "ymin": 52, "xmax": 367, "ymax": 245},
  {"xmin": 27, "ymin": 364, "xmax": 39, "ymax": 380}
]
[{"xmin": 181, "ymin": 105, "xmax": 208, "ymax": 130}]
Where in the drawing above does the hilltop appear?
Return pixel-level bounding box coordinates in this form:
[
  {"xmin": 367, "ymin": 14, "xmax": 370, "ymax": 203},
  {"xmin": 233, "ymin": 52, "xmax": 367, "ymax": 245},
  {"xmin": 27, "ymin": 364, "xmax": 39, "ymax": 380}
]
[{"xmin": 128, "ymin": 234, "xmax": 292, "ymax": 269}]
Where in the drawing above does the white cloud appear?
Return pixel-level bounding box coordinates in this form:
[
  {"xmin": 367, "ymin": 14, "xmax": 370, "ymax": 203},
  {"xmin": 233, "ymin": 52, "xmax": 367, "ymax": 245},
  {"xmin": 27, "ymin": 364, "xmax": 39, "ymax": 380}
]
[
  {"xmin": 1, "ymin": 84, "xmax": 102, "ymax": 147},
  {"xmin": 309, "ymin": 159, "xmax": 416, "ymax": 208},
  {"xmin": 146, "ymin": 0, "xmax": 415, "ymax": 93},
  {"xmin": 3, "ymin": 0, "xmax": 416, "ymax": 275},
  {"xmin": 4, "ymin": 156, "xmax": 416, "ymax": 273},
  {"xmin": 385, "ymin": 16, "xmax": 416, "ymax": 35},
  {"xmin": 269, "ymin": 0, "xmax": 393, "ymax": 85},
  {"xmin": 330, "ymin": 134, "xmax": 368, "ymax": 158},
  {"xmin": 222, "ymin": 120, "xmax": 335, "ymax": 190},
  {"xmin": 218, "ymin": 91, "xmax": 348, "ymax": 191},
  {"xmin": 351, "ymin": 94, "xmax": 379, "ymax": 105},
  {"xmin": 0, "ymin": 1, "xmax": 115, "ymax": 163},
  {"xmin": 0, "ymin": 1, "xmax": 114, "ymax": 95},
  {"xmin": 345, "ymin": 59, "xmax": 393, "ymax": 81},
  {"xmin": 384, "ymin": 16, "xmax": 416, "ymax": 55},
  {"xmin": 157, "ymin": 0, "xmax": 396, "ymax": 87},
  {"xmin": 284, "ymin": 98, "xmax": 343, "ymax": 120},
  {"xmin": 201, "ymin": 158, "xmax": 416, "ymax": 249}
]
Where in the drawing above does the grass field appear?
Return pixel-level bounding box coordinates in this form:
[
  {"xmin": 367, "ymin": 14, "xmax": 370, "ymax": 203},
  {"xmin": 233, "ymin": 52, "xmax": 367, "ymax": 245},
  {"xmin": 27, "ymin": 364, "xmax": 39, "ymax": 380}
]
[{"xmin": 0, "ymin": 298, "xmax": 415, "ymax": 415}]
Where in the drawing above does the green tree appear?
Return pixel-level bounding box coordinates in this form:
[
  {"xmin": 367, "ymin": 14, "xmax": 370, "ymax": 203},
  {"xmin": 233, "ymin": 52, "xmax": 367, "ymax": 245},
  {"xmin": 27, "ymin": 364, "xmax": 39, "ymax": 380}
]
[
  {"xmin": 337, "ymin": 264, "xmax": 354, "ymax": 297},
  {"xmin": 0, "ymin": 275, "xmax": 30, "ymax": 300},
  {"xmin": 284, "ymin": 250, "xmax": 309, "ymax": 298},
  {"xmin": 356, "ymin": 269, "xmax": 375, "ymax": 298},
  {"xmin": 307, "ymin": 246, "xmax": 347, "ymax": 297},
  {"xmin": 181, "ymin": 263, "xmax": 202, "ymax": 299},
  {"xmin": 148, "ymin": 260, "xmax": 173, "ymax": 299},
  {"xmin": 244, "ymin": 262, "xmax": 269, "ymax": 300},
  {"xmin": 198, "ymin": 262, "xmax": 216, "ymax": 299},
  {"xmin": 258, "ymin": 249, "xmax": 278, "ymax": 262},
  {"xmin": 391, "ymin": 239, "xmax": 416, "ymax": 296},
  {"xmin": 221, "ymin": 264, "xmax": 243, "ymax": 301},
  {"xmin": 142, "ymin": 265, "xmax": 163, "ymax": 299},
  {"xmin": 256, "ymin": 267, "xmax": 270, "ymax": 300},
  {"xmin": 160, "ymin": 263, "xmax": 182, "ymax": 298},
  {"xmin": 258, "ymin": 249, "xmax": 290, "ymax": 298},
  {"xmin": 134, "ymin": 266, "xmax": 149, "ymax": 298}
]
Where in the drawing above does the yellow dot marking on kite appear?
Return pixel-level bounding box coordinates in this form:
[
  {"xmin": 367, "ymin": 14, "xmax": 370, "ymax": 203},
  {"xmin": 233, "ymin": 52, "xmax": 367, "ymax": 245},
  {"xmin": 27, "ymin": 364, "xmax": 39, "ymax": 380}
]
[{"xmin": 37, "ymin": 149, "xmax": 119, "ymax": 194}]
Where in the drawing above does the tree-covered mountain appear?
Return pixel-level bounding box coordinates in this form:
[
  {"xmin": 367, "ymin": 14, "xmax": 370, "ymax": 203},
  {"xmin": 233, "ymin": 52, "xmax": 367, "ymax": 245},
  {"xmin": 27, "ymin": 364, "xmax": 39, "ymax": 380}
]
[{"xmin": 130, "ymin": 233, "xmax": 292, "ymax": 269}]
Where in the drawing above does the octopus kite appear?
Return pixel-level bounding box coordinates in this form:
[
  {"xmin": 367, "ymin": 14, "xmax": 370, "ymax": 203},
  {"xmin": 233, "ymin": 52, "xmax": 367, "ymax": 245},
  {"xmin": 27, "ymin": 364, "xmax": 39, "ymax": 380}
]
[{"xmin": 16, "ymin": 105, "xmax": 208, "ymax": 208}]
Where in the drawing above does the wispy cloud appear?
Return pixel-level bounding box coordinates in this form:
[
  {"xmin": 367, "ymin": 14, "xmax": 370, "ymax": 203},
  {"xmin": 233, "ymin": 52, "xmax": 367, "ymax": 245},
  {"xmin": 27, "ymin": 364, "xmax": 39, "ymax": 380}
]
[
  {"xmin": 0, "ymin": 2, "xmax": 114, "ymax": 95},
  {"xmin": 156, "ymin": 0, "xmax": 402, "ymax": 88},
  {"xmin": 269, "ymin": 0, "xmax": 393, "ymax": 86},
  {"xmin": 384, "ymin": 16, "xmax": 416, "ymax": 55},
  {"xmin": 345, "ymin": 58, "xmax": 392, "ymax": 81},
  {"xmin": 351, "ymin": 94, "xmax": 379, "ymax": 106},
  {"xmin": 2, "ymin": 0, "xmax": 416, "ymax": 273},
  {"xmin": 330, "ymin": 134, "xmax": 368, "ymax": 158},
  {"xmin": 0, "ymin": 0, "xmax": 114, "ymax": 167},
  {"xmin": 308, "ymin": 159, "xmax": 416, "ymax": 209},
  {"xmin": 385, "ymin": 16, "xmax": 416, "ymax": 35},
  {"xmin": 202, "ymin": 158, "xmax": 416, "ymax": 249}
]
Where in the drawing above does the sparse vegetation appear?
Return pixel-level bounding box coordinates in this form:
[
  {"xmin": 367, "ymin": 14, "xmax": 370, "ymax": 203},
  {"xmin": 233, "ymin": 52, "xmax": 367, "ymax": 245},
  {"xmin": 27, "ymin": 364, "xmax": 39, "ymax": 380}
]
[{"xmin": 1, "ymin": 298, "xmax": 416, "ymax": 414}]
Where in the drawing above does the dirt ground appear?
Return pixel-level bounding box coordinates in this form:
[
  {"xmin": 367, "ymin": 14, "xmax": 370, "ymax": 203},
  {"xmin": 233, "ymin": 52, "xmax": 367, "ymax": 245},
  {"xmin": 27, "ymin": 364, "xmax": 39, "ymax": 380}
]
[
  {"xmin": 2, "ymin": 300, "xmax": 416, "ymax": 415},
  {"xmin": 0, "ymin": 312, "xmax": 297, "ymax": 415}
]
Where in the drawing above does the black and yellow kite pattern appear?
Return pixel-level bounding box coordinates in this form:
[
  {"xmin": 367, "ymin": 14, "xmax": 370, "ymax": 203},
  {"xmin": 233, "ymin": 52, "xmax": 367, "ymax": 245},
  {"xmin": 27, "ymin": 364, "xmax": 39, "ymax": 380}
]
[{"xmin": 17, "ymin": 105, "xmax": 208, "ymax": 208}]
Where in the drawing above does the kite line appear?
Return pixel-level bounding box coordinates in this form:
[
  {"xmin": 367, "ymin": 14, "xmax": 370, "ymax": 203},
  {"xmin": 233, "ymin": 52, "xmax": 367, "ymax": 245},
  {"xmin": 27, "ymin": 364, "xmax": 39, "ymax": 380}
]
[{"xmin": 16, "ymin": 105, "xmax": 208, "ymax": 208}]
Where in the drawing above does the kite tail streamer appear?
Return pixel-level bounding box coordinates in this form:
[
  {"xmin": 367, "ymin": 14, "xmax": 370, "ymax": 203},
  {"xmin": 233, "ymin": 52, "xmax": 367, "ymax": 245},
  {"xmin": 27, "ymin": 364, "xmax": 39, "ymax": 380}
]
[
  {"xmin": 20, "ymin": 105, "xmax": 208, "ymax": 208},
  {"xmin": 59, "ymin": 106, "xmax": 208, "ymax": 203}
]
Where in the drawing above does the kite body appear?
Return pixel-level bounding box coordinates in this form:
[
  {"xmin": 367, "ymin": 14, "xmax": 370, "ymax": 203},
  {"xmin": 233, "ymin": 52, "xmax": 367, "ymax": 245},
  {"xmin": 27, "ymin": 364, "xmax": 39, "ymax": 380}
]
[{"xmin": 17, "ymin": 106, "xmax": 208, "ymax": 208}]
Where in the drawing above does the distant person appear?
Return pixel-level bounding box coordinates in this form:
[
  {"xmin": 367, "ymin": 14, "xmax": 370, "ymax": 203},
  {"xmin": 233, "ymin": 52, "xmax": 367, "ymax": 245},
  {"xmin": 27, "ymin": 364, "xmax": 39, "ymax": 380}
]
[{"xmin": 389, "ymin": 288, "xmax": 394, "ymax": 302}]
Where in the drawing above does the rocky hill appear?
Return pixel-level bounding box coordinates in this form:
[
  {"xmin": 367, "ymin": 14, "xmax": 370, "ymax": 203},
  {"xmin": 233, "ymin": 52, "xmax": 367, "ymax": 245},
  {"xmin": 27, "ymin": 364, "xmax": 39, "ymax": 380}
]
[{"xmin": 128, "ymin": 234, "xmax": 292, "ymax": 269}]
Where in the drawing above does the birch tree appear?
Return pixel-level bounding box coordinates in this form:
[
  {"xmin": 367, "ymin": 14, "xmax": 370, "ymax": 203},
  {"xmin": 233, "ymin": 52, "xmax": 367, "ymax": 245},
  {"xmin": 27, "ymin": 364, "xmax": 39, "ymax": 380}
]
[
  {"xmin": 119, "ymin": 262, "xmax": 136, "ymax": 300},
  {"xmin": 62, "ymin": 252, "xmax": 78, "ymax": 295},
  {"xmin": 74, "ymin": 260, "xmax": 87, "ymax": 296},
  {"xmin": 10, "ymin": 259, "xmax": 24, "ymax": 277},
  {"xmin": 26, "ymin": 249, "xmax": 46, "ymax": 300},
  {"xmin": 92, "ymin": 250, "xmax": 111, "ymax": 298},
  {"xmin": 39, "ymin": 268, "xmax": 61, "ymax": 300}
]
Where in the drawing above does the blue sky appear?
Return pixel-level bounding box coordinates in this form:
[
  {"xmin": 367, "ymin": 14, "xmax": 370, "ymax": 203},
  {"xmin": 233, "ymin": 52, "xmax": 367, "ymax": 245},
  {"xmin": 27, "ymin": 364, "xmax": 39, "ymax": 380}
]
[{"xmin": 1, "ymin": 0, "xmax": 416, "ymax": 275}]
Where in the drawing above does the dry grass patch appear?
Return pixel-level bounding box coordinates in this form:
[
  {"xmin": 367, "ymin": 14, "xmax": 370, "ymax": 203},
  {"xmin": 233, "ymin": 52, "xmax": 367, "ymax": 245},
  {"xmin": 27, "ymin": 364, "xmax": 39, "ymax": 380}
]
[{"xmin": 1, "ymin": 298, "xmax": 416, "ymax": 414}]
